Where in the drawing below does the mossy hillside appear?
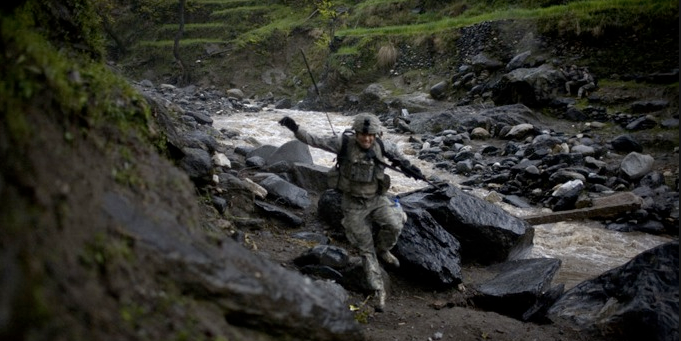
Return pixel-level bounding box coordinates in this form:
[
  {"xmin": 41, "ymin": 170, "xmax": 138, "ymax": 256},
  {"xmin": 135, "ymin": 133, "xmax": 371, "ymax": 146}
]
[
  {"xmin": 0, "ymin": 2, "xmax": 200, "ymax": 338},
  {"xmin": 1, "ymin": 3, "xmax": 154, "ymax": 146},
  {"xmin": 112, "ymin": 0, "xmax": 678, "ymax": 101}
]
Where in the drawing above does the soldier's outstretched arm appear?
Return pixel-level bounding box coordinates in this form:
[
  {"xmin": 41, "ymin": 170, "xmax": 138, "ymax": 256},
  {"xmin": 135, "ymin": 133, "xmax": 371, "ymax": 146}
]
[{"xmin": 278, "ymin": 116, "xmax": 342, "ymax": 154}]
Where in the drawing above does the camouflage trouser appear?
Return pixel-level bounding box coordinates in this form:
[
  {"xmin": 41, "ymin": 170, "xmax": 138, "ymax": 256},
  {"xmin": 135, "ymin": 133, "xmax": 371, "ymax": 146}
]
[
  {"xmin": 341, "ymin": 194, "xmax": 405, "ymax": 291},
  {"xmin": 577, "ymin": 82, "xmax": 596, "ymax": 98}
]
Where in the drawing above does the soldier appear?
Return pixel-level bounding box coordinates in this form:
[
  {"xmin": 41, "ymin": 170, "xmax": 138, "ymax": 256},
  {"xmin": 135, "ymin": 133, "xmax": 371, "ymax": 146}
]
[
  {"xmin": 278, "ymin": 113, "xmax": 424, "ymax": 311},
  {"xmin": 576, "ymin": 67, "xmax": 596, "ymax": 99},
  {"xmin": 562, "ymin": 64, "xmax": 581, "ymax": 95}
]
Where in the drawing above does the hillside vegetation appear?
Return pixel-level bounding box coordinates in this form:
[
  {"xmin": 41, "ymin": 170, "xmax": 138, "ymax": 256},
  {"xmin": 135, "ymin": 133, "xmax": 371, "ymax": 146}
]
[{"xmin": 107, "ymin": 0, "xmax": 678, "ymax": 100}]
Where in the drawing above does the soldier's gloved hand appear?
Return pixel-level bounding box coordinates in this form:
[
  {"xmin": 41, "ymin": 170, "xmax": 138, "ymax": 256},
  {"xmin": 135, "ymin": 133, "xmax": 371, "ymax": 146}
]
[{"xmin": 278, "ymin": 116, "xmax": 299, "ymax": 133}]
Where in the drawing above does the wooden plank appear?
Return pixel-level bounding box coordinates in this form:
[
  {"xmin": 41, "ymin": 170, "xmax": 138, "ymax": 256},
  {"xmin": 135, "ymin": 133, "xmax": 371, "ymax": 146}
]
[{"xmin": 522, "ymin": 192, "xmax": 643, "ymax": 225}]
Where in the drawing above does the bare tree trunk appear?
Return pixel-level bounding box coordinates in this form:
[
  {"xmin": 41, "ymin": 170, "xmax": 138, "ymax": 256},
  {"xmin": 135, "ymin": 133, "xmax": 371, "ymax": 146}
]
[
  {"xmin": 173, "ymin": 0, "xmax": 189, "ymax": 85},
  {"xmin": 101, "ymin": 16, "xmax": 126, "ymax": 60}
]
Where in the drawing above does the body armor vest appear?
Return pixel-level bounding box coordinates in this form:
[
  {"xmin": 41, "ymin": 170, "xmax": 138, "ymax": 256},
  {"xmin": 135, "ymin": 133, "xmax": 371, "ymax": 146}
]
[{"xmin": 330, "ymin": 134, "xmax": 390, "ymax": 198}]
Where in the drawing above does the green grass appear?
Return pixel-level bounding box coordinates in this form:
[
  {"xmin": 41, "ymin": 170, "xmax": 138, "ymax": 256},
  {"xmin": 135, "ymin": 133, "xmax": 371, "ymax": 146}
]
[
  {"xmin": 117, "ymin": 0, "xmax": 678, "ymax": 99},
  {"xmin": 160, "ymin": 22, "xmax": 227, "ymax": 30},
  {"xmin": 336, "ymin": 46, "xmax": 360, "ymax": 56},
  {"xmin": 138, "ymin": 38, "xmax": 229, "ymax": 47},
  {"xmin": 210, "ymin": 5, "xmax": 271, "ymax": 16},
  {"xmin": 191, "ymin": 0, "xmax": 260, "ymax": 6},
  {"xmin": 336, "ymin": 0, "xmax": 678, "ymax": 37},
  {"xmin": 232, "ymin": 9, "xmax": 308, "ymax": 47}
]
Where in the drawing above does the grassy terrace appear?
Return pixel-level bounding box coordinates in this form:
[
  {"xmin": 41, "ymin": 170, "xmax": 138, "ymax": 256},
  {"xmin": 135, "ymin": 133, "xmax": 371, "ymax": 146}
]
[
  {"xmin": 137, "ymin": 38, "xmax": 228, "ymax": 47},
  {"xmin": 336, "ymin": 0, "xmax": 678, "ymax": 37},
  {"xmin": 139, "ymin": 0, "xmax": 676, "ymax": 46},
  {"xmin": 191, "ymin": 0, "xmax": 262, "ymax": 6},
  {"xmin": 210, "ymin": 5, "xmax": 271, "ymax": 16},
  {"xmin": 129, "ymin": 0, "xmax": 677, "ymax": 83},
  {"xmin": 141, "ymin": 2, "xmax": 298, "ymax": 46}
]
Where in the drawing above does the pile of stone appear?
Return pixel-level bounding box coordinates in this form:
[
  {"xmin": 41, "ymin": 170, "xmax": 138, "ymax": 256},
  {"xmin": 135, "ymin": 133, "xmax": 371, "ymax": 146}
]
[{"xmin": 396, "ymin": 103, "xmax": 678, "ymax": 235}]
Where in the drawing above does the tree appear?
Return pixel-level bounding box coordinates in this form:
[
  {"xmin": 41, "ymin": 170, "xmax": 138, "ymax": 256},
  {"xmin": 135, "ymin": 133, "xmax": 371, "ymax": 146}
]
[{"xmin": 173, "ymin": 0, "xmax": 190, "ymax": 85}]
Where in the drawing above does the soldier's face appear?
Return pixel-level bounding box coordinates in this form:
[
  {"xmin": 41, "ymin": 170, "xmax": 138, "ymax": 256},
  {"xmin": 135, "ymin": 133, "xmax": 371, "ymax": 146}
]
[{"xmin": 356, "ymin": 132, "xmax": 375, "ymax": 150}]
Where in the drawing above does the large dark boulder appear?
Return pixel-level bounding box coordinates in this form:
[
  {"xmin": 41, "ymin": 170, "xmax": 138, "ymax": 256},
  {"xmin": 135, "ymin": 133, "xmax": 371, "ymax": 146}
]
[
  {"xmin": 258, "ymin": 174, "xmax": 311, "ymax": 209},
  {"xmin": 293, "ymin": 245, "xmax": 373, "ymax": 293},
  {"xmin": 400, "ymin": 184, "xmax": 534, "ymax": 265},
  {"xmin": 394, "ymin": 204, "xmax": 463, "ymax": 289},
  {"xmin": 407, "ymin": 103, "xmax": 542, "ymax": 136},
  {"xmin": 472, "ymin": 258, "xmax": 562, "ymax": 320},
  {"xmin": 318, "ymin": 189, "xmax": 344, "ymax": 230},
  {"xmin": 547, "ymin": 240, "xmax": 679, "ymax": 341},
  {"xmin": 292, "ymin": 162, "xmax": 332, "ymax": 194},
  {"xmin": 491, "ymin": 64, "xmax": 565, "ymax": 107},
  {"xmin": 179, "ymin": 147, "xmax": 213, "ymax": 182},
  {"xmin": 101, "ymin": 192, "xmax": 362, "ymax": 341},
  {"xmin": 266, "ymin": 139, "xmax": 314, "ymax": 165}
]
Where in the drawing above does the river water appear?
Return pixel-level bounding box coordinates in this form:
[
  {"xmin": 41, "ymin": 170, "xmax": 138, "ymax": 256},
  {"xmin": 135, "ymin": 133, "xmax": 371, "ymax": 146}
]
[{"xmin": 214, "ymin": 108, "xmax": 673, "ymax": 289}]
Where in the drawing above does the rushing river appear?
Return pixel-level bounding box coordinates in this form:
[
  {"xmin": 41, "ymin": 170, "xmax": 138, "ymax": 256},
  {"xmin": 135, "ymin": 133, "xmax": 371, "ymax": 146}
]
[{"xmin": 214, "ymin": 108, "xmax": 673, "ymax": 289}]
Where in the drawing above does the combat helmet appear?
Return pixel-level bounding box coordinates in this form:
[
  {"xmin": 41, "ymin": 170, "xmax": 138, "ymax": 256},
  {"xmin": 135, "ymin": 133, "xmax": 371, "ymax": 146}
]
[{"xmin": 352, "ymin": 114, "xmax": 382, "ymax": 135}]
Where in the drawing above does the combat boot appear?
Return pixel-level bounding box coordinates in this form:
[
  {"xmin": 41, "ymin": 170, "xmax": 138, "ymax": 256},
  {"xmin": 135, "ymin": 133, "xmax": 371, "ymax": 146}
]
[
  {"xmin": 379, "ymin": 250, "xmax": 400, "ymax": 268},
  {"xmin": 374, "ymin": 289, "xmax": 387, "ymax": 312}
]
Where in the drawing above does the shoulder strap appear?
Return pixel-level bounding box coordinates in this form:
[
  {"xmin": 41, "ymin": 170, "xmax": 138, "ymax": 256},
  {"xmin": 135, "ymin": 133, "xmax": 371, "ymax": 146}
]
[
  {"xmin": 335, "ymin": 130, "xmax": 353, "ymax": 168},
  {"xmin": 376, "ymin": 137, "xmax": 397, "ymax": 163}
]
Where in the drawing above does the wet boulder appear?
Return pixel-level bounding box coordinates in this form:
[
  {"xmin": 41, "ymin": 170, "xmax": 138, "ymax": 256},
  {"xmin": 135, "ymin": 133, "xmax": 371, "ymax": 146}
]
[
  {"xmin": 293, "ymin": 245, "xmax": 377, "ymax": 293},
  {"xmin": 400, "ymin": 184, "xmax": 534, "ymax": 265},
  {"xmin": 291, "ymin": 162, "xmax": 332, "ymax": 194},
  {"xmin": 610, "ymin": 134, "xmax": 643, "ymax": 153},
  {"xmin": 472, "ymin": 258, "xmax": 563, "ymax": 321},
  {"xmin": 254, "ymin": 200, "xmax": 304, "ymax": 228},
  {"xmin": 620, "ymin": 152, "xmax": 655, "ymax": 181},
  {"xmin": 547, "ymin": 241, "xmax": 679, "ymax": 341},
  {"xmin": 491, "ymin": 64, "xmax": 565, "ymax": 107},
  {"xmin": 101, "ymin": 192, "xmax": 362, "ymax": 341},
  {"xmin": 179, "ymin": 147, "xmax": 212, "ymax": 182},
  {"xmin": 258, "ymin": 174, "xmax": 311, "ymax": 209},
  {"xmin": 266, "ymin": 139, "xmax": 313, "ymax": 165},
  {"xmin": 394, "ymin": 204, "xmax": 463, "ymax": 289}
]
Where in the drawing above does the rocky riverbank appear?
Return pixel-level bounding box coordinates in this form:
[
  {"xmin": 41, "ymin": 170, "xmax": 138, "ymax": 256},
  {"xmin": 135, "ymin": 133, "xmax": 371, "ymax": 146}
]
[{"xmin": 132, "ymin": 74, "xmax": 678, "ymax": 340}]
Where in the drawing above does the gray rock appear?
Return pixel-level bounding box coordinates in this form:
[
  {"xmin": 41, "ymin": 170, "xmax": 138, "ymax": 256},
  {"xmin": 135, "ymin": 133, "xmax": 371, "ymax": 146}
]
[
  {"xmin": 429, "ymin": 80, "xmax": 449, "ymax": 100},
  {"xmin": 620, "ymin": 152, "xmax": 654, "ymax": 181},
  {"xmin": 186, "ymin": 110, "xmax": 213, "ymax": 125},
  {"xmin": 254, "ymin": 200, "xmax": 304, "ymax": 227},
  {"xmin": 266, "ymin": 139, "xmax": 313, "ymax": 165},
  {"xmin": 246, "ymin": 155, "xmax": 267, "ymax": 168},
  {"xmin": 395, "ymin": 203, "xmax": 463, "ymax": 288},
  {"xmin": 506, "ymin": 50, "xmax": 532, "ymax": 71},
  {"xmin": 400, "ymin": 184, "xmax": 534, "ymax": 264},
  {"xmin": 630, "ymin": 99, "xmax": 669, "ymax": 113},
  {"xmin": 548, "ymin": 241, "xmax": 679, "ymax": 341},
  {"xmin": 611, "ymin": 134, "xmax": 643, "ymax": 153},
  {"xmin": 625, "ymin": 114, "xmax": 657, "ymax": 130},
  {"xmin": 474, "ymin": 258, "xmax": 562, "ymax": 320},
  {"xmin": 491, "ymin": 64, "xmax": 565, "ymax": 106},
  {"xmin": 179, "ymin": 147, "xmax": 212, "ymax": 181},
  {"xmin": 100, "ymin": 192, "xmax": 362, "ymax": 340},
  {"xmin": 259, "ymin": 175, "xmax": 311, "ymax": 209},
  {"xmin": 291, "ymin": 162, "xmax": 332, "ymax": 193}
]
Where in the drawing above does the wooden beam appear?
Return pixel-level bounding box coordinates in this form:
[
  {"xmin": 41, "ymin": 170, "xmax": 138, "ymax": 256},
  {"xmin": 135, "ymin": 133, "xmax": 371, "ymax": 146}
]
[{"xmin": 522, "ymin": 192, "xmax": 643, "ymax": 225}]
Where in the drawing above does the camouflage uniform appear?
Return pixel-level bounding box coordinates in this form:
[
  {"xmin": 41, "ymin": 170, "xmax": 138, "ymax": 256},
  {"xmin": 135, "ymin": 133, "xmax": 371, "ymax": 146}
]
[
  {"xmin": 576, "ymin": 69, "xmax": 596, "ymax": 99},
  {"xmin": 563, "ymin": 64, "xmax": 581, "ymax": 94},
  {"xmin": 283, "ymin": 113, "xmax": 413, "ymax": 311}
]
